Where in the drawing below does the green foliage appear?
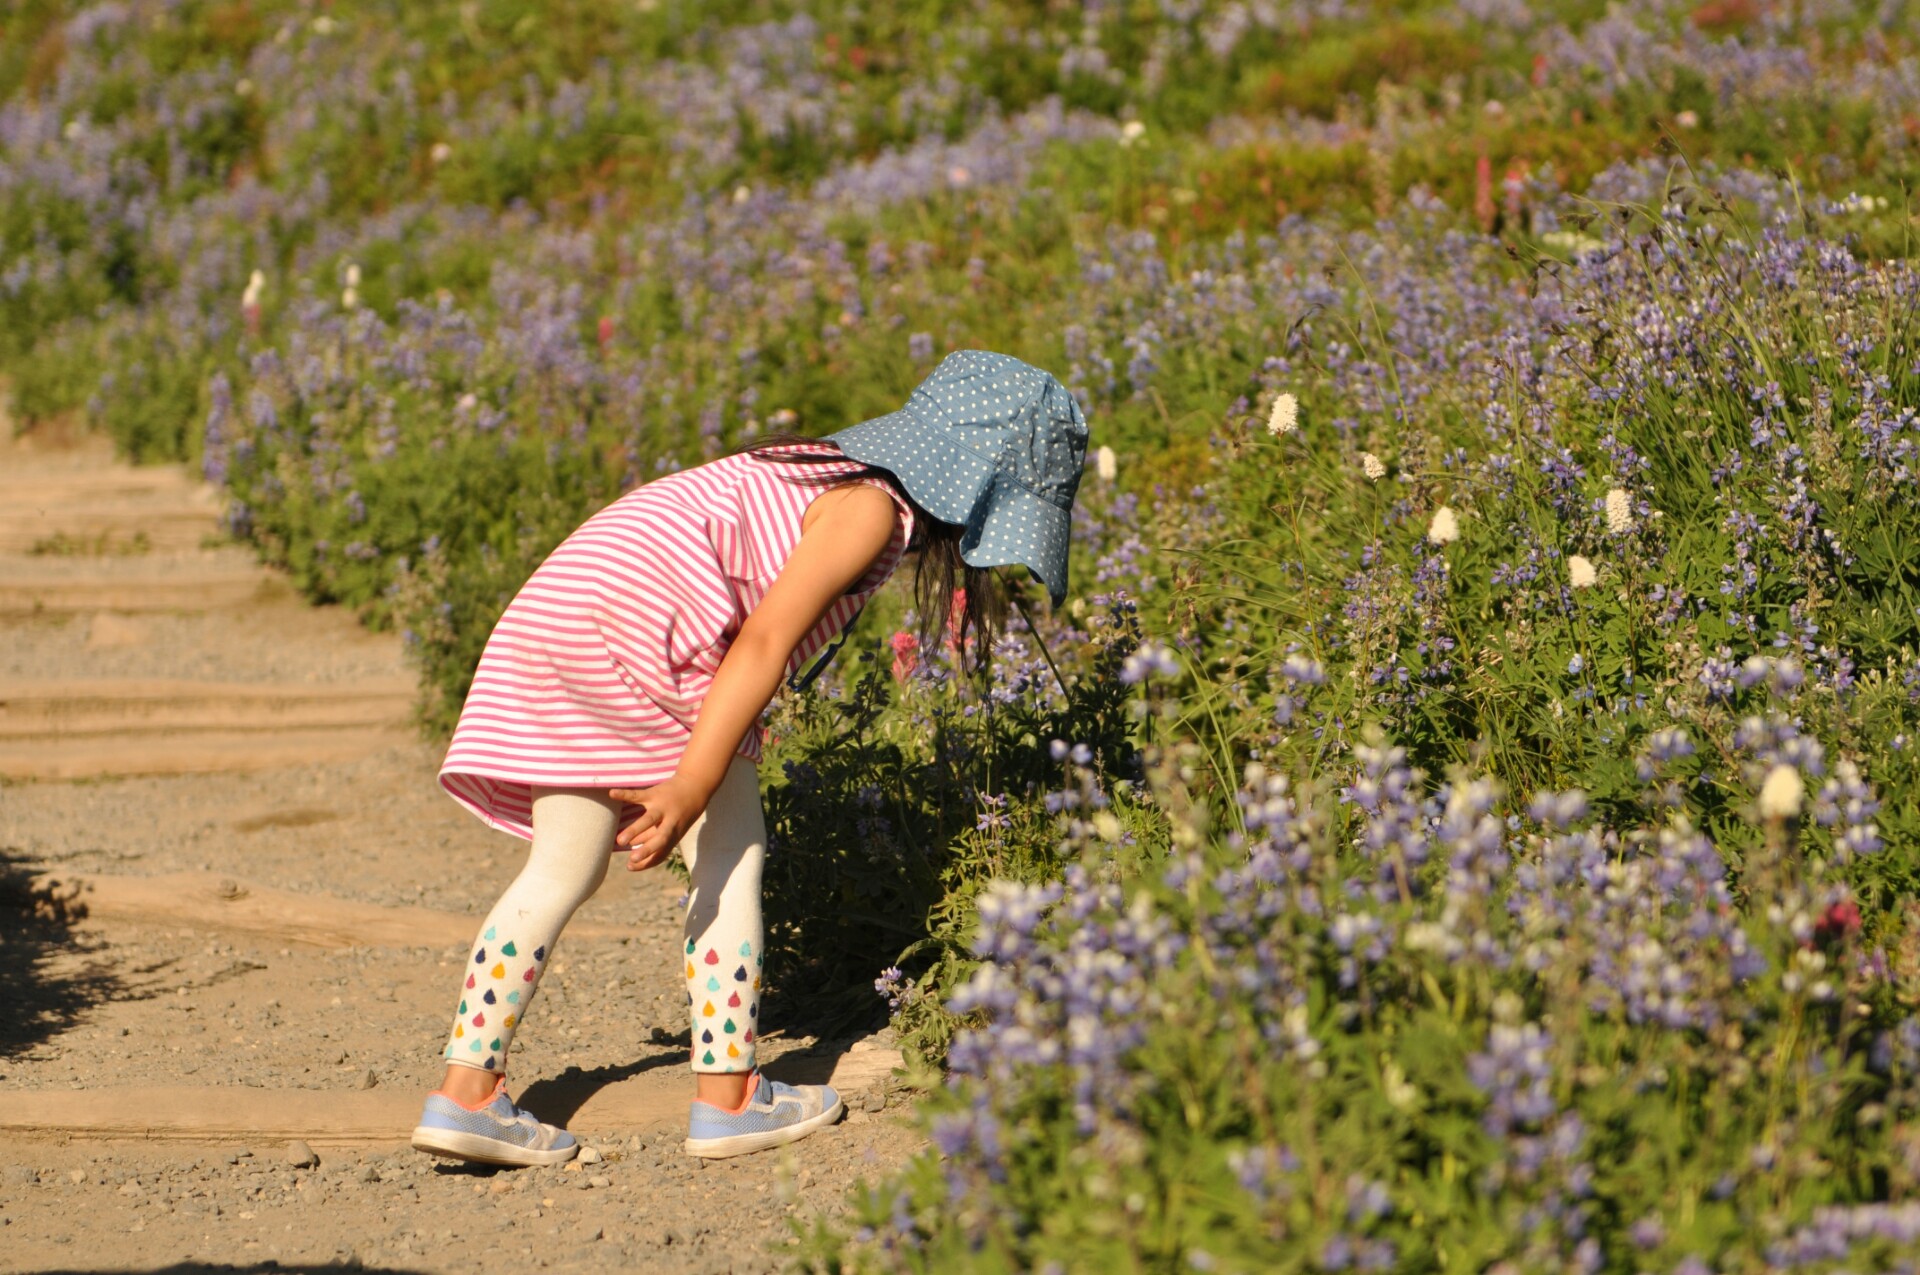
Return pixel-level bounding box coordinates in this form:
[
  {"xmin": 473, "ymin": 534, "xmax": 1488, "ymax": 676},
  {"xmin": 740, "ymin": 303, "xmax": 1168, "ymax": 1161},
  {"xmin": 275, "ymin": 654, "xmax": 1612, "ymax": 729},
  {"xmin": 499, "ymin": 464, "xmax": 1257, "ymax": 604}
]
[
  {"xmin": 757, "ymin": 599, "xmax": 1143, "ymax": 1041},
  {"xmin": 11, "ymin": 3, "xmax": 1920, "ymax": 1268},
  {"xmin": 5, "ymin": 319, "xmax": 102, "ymax": 429}
]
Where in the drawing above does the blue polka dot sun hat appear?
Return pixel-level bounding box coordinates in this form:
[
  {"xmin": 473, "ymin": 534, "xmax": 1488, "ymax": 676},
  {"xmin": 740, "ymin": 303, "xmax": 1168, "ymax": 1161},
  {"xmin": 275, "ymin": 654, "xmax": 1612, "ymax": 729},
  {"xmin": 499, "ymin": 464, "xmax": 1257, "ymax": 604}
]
[{"xmin": 827, "ymin": 349, "xmax": 1089, "ymax": 607}]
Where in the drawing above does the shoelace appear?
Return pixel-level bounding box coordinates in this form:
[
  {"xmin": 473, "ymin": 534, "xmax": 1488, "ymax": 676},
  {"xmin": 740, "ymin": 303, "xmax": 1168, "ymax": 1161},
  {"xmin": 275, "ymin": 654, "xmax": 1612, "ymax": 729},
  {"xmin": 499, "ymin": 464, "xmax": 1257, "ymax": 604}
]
[
  {"xmin": 759, "ymin": 1085, "xmax": 809, "ymax": 1113},
  {"xmin": 485, "ymin": 1094, "xmax": 542, "ymax": 1130},
  {"xmin": 505, "ymin": 1107, "xmax": 547, "ymax": 1130}
]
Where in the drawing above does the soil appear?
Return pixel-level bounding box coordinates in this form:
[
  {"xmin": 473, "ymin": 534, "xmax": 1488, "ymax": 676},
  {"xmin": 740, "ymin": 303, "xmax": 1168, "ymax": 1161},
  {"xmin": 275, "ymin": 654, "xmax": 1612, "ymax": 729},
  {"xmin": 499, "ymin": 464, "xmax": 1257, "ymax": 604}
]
[{"xmin": 0, "ymin": 405, "xmax": 920, "ymax": 1273}]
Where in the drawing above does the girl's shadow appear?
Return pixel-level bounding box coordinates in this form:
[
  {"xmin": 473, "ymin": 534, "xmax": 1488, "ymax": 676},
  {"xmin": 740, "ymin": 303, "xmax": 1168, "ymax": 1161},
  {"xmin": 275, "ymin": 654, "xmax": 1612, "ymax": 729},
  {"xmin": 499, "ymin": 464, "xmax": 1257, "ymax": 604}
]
[{"xmin": 512, "ymin": 1034, "xmax": 859, "ymax": 1127}]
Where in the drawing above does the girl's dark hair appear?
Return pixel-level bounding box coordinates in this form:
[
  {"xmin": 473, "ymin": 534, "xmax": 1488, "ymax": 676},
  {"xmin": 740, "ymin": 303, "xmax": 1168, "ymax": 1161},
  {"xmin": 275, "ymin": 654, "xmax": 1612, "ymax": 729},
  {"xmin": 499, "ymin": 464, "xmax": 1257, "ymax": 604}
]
[{"xmin": 733, "ymin": 432, "xmax": 1005, "ymax": 667}]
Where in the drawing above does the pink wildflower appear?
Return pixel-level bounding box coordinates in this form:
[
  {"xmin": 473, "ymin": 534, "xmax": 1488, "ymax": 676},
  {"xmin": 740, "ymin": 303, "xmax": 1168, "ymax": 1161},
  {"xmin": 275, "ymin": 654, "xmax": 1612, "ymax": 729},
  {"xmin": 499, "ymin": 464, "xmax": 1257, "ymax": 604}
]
[
  {"xmin": 945, "ymin": 588, "xmax": 968, "ymax": 651},
  {"xmin": 1813, "ymin": 900, "xmax": 1862, "ymax": 948},
  {"xmin": 890, "ymin": 630, "xmax": 921, "ymax": 682},
  {"xmin": 1474, "ymin": 154, "xmax": 1496, "ymax": 234}
]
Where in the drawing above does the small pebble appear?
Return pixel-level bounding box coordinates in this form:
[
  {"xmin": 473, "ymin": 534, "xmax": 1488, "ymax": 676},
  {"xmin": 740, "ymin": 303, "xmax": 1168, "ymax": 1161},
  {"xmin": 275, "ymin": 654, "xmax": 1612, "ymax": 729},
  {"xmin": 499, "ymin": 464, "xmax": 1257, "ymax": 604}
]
[
  {"xmin": 284, "ymin": 1140, "xmax": 319, "ymax": 1169},
  {"xmin": 588, "ymin": 1175, "xmax": 611, "ymax": 1189},
  {"xmin": 67, "ymin": 1169, "xmax": 87, "ymax": 1185},
  {"xmin": 581, "ymin": 1224, "xmax": 604, "ymax": 1241},
  {"xmin": 577, "ymin": 1146, "xmax": 603, "ymax": 1164},
  {"xmin": 356, "ymin": 1068, "xmax": 378, "ymax": 1090},
  {"xmin": 357, "ymin": 1165, "xmax": 380, "ymax": 1183}
]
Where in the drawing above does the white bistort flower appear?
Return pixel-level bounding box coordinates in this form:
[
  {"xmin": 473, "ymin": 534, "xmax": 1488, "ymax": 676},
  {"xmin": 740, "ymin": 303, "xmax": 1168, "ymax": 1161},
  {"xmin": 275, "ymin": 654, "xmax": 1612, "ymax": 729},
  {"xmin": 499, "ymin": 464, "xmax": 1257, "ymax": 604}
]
[
  {"xmin": 1118, "ymin": 120, "xmax": 1146, "ymax": 147},
  {"xmin": 1427, "ymin": 505, "xmax": 1459, "ymax": 545},
  {"xmin": 1095, "ymin": 445, "xmax": 1117, "ymax": 482},
  {"xmin": 1360, "ymin": 452, "xmax": 1386, "ymax": 482},
  {"xmin": 241, "ymin": 269, "xmax": 264, "ymax": 310},
  {"xmin": 1605, "ymin": 487, "xmax": 1634, "ymax": 534},
  {"xmin": 1567, "ymin": 554, "xmax": 1597, "ymax": 588},
  {"xmin": 1382, "ymin": 1057, "xmax": 1420, "ymax": 1112},
  {"xmin": 1758, "ymin": 764, "xmax": 1805, "ymax": 821},
  {"xmin": 1267, "ymin": 392, "xmax": 1298, "ymax": 436},
  {"xmin": 1542, "ymin": 229, "xmax": 1606, "ymax": 258}
]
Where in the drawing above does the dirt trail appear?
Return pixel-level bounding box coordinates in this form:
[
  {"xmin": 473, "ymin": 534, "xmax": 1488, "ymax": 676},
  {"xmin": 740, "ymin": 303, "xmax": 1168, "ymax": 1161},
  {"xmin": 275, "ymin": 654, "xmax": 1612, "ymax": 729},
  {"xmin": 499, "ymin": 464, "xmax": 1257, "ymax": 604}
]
[{"xmin": 0, "ymin": 402, "xmax": 917, "ymax": 1273}]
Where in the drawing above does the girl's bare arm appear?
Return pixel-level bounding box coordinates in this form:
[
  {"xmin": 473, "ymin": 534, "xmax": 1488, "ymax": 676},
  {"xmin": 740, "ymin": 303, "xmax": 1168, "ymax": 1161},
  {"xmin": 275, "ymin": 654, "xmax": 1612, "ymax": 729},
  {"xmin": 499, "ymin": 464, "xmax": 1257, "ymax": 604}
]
[{"xmin": 610, "ymin": 483, "xmax": 899, "ymax": 868}]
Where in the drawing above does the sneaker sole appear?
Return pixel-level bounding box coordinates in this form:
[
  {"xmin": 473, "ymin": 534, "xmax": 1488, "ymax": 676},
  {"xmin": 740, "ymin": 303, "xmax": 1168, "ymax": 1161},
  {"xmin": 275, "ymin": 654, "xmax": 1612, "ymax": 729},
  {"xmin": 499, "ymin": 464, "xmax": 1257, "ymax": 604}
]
[
  {"xmin": 683, "ymin": 1096, "xmax": 846, "ymax": 1159},
  {"xmin": 410, "ymin": 1125, "xmax": 579, "ymax": 1168}
]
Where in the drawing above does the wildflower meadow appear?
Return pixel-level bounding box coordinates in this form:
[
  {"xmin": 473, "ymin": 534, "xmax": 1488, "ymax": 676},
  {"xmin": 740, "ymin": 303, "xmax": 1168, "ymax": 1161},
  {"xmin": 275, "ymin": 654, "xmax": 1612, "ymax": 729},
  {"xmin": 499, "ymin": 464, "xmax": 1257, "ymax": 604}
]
[{"xmin": 8, "ymin": 0, "xmax": 1920, "ymax": 1269}]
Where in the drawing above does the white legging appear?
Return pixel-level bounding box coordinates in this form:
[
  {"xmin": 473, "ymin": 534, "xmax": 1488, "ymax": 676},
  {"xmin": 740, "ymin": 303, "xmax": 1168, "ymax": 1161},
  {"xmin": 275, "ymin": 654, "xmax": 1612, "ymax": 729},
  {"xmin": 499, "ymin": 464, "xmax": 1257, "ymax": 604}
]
[{"xmin": 442, "ymin": 756, "xmax": 766, "ymax": 1076}]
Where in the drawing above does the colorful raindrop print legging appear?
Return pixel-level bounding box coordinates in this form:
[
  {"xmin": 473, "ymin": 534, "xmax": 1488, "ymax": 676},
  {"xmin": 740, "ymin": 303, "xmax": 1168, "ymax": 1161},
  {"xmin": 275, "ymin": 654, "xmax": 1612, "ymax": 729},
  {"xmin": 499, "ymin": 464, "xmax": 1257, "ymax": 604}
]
[{"xmin": 443, "ymin": 756, "xmax": 765, "ymax": 1076}]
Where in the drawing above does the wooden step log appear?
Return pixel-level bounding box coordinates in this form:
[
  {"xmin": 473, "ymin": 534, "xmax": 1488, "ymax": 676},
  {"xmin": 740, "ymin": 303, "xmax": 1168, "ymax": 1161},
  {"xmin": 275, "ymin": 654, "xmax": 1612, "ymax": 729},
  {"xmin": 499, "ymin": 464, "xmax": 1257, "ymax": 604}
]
[
  {"xmin": 0, "ymin": 504, "xmax": 228, "ymax": 553},
  {"xmin": 0, "ymin": 557, "xmax": 280, "ymax": 614},
  {"xmin": 0, "ymin": 469, "xmax": 204, "ymax": 502},
  {"xmin": 0, "ymin": 727, "xmax": 419, "ymax": 780},
  {"xmin": 0, "ymin": 1040, "xmax": 909, "ymax": 1145},
  {"xmin": 0, "ymin": 677, "xmax": 416, "ymax": 737},
  {"xmin": 0, "ymin": 677, "xmax": 418, "ymax": 779},
  {"xmin": 22, "ymin": 870, "xmax": 630, "ymax": 950}
]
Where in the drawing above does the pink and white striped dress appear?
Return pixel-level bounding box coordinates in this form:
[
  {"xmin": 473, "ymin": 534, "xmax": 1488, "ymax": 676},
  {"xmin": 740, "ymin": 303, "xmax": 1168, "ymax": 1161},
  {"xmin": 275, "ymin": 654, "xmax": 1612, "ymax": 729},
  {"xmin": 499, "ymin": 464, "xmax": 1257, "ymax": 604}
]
[{"xmin": 439, "ymin": 448, "xmax": 915, "ymax": 840}]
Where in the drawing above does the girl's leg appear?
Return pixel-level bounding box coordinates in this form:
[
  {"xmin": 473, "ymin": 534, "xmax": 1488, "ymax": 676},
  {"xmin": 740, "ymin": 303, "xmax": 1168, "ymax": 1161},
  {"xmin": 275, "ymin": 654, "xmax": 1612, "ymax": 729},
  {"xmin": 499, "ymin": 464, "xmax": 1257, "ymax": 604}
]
[
  {"xmin": 435, "ymin": 786, "xmax": 618, "ymax": 1103},
  {"xmin": 679, "ymin": 756, "xmax": 765, "ymax": 1110}
]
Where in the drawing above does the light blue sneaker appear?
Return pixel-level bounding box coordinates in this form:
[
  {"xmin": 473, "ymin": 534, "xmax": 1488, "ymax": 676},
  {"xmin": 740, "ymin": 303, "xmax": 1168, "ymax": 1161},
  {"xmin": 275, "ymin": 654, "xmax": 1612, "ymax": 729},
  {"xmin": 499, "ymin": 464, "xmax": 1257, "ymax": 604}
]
[
  {"xmin": 411, "ymin": 1078, "xmax": 579, "ymax": 1168},
  {"xmin": 684, "ymin": 1072, "xmax": 844, "ymax": 1159}
]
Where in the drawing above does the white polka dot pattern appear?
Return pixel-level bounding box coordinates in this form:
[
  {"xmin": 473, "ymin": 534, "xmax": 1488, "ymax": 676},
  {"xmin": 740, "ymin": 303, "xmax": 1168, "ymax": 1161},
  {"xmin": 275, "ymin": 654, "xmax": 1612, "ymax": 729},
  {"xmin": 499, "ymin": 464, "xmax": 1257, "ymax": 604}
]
[{"xmin": 827, "ymin": 349, "xmax": 1089, "ymax": 605}]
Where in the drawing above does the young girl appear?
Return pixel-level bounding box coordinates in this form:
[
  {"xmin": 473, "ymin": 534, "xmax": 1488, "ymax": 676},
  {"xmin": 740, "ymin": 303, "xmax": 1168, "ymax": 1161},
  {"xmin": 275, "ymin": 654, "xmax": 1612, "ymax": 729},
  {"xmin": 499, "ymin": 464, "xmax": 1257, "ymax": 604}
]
[{"xmin": 410, "ymin": 349, "xmax": 1088, "ymax": 1163}]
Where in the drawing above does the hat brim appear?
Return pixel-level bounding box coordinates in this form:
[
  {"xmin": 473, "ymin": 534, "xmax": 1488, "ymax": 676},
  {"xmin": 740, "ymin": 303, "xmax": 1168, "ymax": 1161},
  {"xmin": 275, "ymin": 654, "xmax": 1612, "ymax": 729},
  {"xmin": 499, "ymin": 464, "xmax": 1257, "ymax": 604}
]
[
  {"xmin": 828, "ymin": 410, "xmax": 1073, "ymax": 607},
  {"xmin": 953, "ymin": 472, "xmax": 1073, "ymax": 608},
  {"xmin": 828, "ymin": 407, "xmax": 995, "ymax": 526}
]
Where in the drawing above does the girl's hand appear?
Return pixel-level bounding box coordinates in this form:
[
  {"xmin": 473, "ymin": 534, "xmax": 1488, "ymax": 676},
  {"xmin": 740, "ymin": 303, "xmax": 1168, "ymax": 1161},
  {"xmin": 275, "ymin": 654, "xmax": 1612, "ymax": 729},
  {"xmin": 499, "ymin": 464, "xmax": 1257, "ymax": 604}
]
[{"xmin": 610, "ymin": 775, "xmax": 712, "ymax": 871}]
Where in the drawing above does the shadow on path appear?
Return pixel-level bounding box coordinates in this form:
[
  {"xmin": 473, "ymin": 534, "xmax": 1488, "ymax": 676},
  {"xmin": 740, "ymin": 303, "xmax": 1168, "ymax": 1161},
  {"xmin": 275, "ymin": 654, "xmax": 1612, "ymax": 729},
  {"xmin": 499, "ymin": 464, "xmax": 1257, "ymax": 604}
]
[
  {"xmin": 761, "ymin": 1036, "xmax": 861, "ymax": 1087},
  {"xmin": 508, "ymin": 1034, "xmax": 864, "ymax": 1128},
  {"xmin": 513, "ymin": 1049, "xmax": 684, "ymax": 1126},
  {"xmin": 0, "ymin": 847, "xmax": 123, "ymax": 1060}
]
